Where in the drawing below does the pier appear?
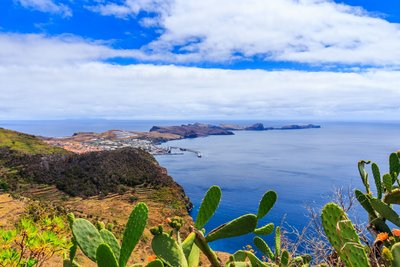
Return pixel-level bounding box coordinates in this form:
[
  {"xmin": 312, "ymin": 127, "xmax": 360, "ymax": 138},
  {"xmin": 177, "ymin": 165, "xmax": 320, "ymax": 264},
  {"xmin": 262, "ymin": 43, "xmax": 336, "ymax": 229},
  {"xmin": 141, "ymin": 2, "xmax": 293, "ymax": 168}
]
[{"xmin": 169, "ymin": 146, "xmax": 202, "ymax": 158}]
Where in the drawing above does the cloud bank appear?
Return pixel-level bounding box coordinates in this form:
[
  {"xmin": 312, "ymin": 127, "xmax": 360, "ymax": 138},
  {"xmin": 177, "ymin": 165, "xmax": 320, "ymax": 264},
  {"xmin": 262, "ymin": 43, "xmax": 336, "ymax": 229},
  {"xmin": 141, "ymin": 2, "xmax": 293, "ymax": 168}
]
[
  {"xmin": 0, "ymin": 33, "xmax": 399, "ymax": 120},
  {"xmin": 89, "ymin": 0, "xmax": 400, "ymax": 66}
]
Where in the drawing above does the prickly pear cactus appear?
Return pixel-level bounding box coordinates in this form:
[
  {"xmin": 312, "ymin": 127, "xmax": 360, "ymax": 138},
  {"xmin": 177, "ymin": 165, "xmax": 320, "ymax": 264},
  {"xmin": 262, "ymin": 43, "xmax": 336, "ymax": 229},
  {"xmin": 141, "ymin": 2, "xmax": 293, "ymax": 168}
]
[
  {"xmin": 257, "ymin": 191, "xmax": 277, "ymax": 219},
  {"xmin": 119, "ymin": 202, "xmax": 149, "ymax": 267},
  {"xmin": 280, "ymin": 249, "xmax": 289, "ymax": 267},
  {"xmin": 254, "ymin": 223, "xmax": 274, "ymax": 235},
  {"xmin": 370, "ymin": 198, "xmax": 400, "ymax": 227},
  {"xmin": 391, "ymin": 243, "xmax": 400, "ymax": 267},
  {"xmin": 321, "ymin": 203, "xmax": 370, "ymax": 267},
  {"xmin": 274, "ymin": 226, "xmax": 281, "ymax": 258},
  {"xmin": 195, "ymin": 185, "xmax": 221, "ymax": 229},
  {"xmin": 205, "ymin": 214, "xmax": 257, "ymax": 242},
  {"xmin": 383, "ymin": 173, "xmax": 393, "ymax": 192},
  {"xmin": 100, "ymin": 229, "xmax": 121, "ymax": 260},
  {"xmin": 96, "ymin": 243, "xmax": 119, "ymax": 267},
  {"xmin": 253, "ymin": 236, "xmax": 274, "ymax": 260},
  {"xmin": 340, "ymin": 242, "xmax": 370, "ymax": 267},
  {"xmin": 145, "ymin": 259, "xmax": 164, "ymax": 267},
  {"xmin": 371, "ymin": 163, "xmax": 382, "ymax": 199},
  {"xmin": 358, "ymin": 160, "xmax": 371, "ymax": 194},
  {"xmin": 72, "ymin": 218, "xmax": 103, "ymax": 262},
  {"xmin": 383, "ymin": 188, "xmax": 400, "ymax": 204},
  {"xmin": 151, "ymin": 232, "xmax": 188, "ymax": 267}
]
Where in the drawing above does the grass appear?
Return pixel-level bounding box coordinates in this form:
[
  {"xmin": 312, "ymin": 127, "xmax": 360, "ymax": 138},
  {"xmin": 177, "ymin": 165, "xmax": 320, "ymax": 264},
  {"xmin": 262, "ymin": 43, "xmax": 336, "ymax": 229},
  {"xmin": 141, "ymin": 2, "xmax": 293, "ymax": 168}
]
[{"xmin": 0, "ymin": 128, "xmax": 67, "ymax": 155}]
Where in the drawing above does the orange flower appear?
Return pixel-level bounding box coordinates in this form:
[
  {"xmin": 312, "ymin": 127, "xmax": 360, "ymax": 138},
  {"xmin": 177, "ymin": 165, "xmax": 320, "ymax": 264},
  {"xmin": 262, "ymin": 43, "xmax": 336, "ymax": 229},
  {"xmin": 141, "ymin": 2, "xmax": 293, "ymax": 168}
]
[
  {"xmin": 392, "ymin": 228, "xmax": 400, "ymax": 237},
  {"xmin": 165, "ymin": 217, "xmax": 172, "ymax": 223},
  {"xmin": 376, "ymin": 232, "xmax": 389, "ymax": 242},
  {"xmin": 147, "ymin": 255, "xmax": 157, "ymax": 262}
]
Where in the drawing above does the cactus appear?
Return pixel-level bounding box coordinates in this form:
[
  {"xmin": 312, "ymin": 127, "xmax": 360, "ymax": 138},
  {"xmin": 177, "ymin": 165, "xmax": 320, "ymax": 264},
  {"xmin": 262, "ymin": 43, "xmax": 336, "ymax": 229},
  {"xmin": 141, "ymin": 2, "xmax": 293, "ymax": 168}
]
[
  {"xmin": 254, "ymin": 236, "xmax": 274, "ymax": 260},
  {"xmin": 370, "ymin": 198, "xmax": 400, "ymax": 227},
  {"xmin": 280, "ymin": 249, "xmax": 289, "ymax": 267},
  {"xmin": 254, "ymin": 223, "xmax": 274, "ymax": 235},
  {"xmin": 371, "ymin": 163, "xmax": 382, "ymax": 199},
  {"xmin": 391, "ymin": 243, "xmax": 400, "ymax": 267},
  {"xmin": 151, "ymin": 232, "xmax": 188, "ymax": 267},
  {"xmin": 274, "ymin": 226, "xmax": 281, "ymax": 258},
  {"xmin": 389, "ymin": 152, "xmax": 400, "ymax": 182},
  {"xmin": 383, "ymin": 173, "xmax": 393, "ymax": 192},
  {"xmin": 354, "ymin": 190, "xmax": 376, "ymax": 219},
  {"xmin": 72, "ymin": 218, "xmax": 104, "ymax": 261},
  {"xmin": 119, "ymin": 202, "xmax": 149, "ymax": 267},
  {"xmin": 70, "ymin": 202, "xmax": 148, "ymax": 267},
  {"xmin": 383, "ymin": 188, "xmax": 400, "ymax": 204},
  {"xmin": 340, "ymin": 242, "xmax": 370, "ymax": 267},
  {"xmin": 205, "ymin": 214, "xmax": 257, "ymax": 242},
  {"xmin": 145, "ymin": 259, "xmax": 164, "ymax": 267},
  {"xmin": 257, "ymin": 191, "xmax": 277, "ymax": 220},
  {"xmin": 96, "ymin": 243, "xmax": 119, "ymax": 267},
  {"xmin": 100, "ymin": 229, "xmax": 120, "ymax": 260},
  {"xmin": 195, "ymin": 185, "xmax": 221, "ymax": 229},
  {"xmin": 321, "ymin": 203, "xmax": 370, "ymax": 267},
  {"xmin": 358, "ymin": 160, "xmax": 371, "ymax": 194}
]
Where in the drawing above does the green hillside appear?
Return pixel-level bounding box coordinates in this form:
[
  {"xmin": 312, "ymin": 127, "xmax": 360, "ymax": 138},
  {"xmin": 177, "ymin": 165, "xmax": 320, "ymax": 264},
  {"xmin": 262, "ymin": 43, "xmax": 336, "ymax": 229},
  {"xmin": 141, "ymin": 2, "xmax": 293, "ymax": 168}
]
[{"xmin": 0, "ymin": 128, "xmax": 67, "ymax": 155}]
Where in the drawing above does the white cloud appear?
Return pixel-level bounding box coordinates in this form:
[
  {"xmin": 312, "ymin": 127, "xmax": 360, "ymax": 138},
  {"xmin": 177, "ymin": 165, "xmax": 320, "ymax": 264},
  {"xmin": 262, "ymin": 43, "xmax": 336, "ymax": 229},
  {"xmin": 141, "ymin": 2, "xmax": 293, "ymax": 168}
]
[
  {"xmin": 86, "ymin": 0, "xmax": 169, "ymax": 19},
  {"xmin": 16, "ymin": 0, "xmax": 72, "ymax": 17},
  {"xmin": 0, "ymin": 32, "xmax": 399, "ymax": 121},
  {"xmin": 89, "ymin": 0, "xmax": 400, "ymax": 67}
]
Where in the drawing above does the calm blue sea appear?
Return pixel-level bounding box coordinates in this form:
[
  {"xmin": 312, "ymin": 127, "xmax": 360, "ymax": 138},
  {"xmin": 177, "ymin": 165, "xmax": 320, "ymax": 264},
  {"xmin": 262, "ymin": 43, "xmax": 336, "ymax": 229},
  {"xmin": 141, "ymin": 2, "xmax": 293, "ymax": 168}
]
[{"xmin": 1, "ymin": 120, "xmax": 400, "ymax": 253}]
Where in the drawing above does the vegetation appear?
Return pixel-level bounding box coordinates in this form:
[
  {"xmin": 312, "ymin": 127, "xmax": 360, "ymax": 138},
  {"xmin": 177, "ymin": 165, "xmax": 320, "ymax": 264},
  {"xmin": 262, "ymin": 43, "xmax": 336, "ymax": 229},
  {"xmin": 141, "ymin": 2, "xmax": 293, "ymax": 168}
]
[
  {"xmin": 0, "ymin": 128, "xmax": 67, "ymax": 155},
  {"xmin": 0, "ymin": 210, "xmax": 70, "ymax": 266}
]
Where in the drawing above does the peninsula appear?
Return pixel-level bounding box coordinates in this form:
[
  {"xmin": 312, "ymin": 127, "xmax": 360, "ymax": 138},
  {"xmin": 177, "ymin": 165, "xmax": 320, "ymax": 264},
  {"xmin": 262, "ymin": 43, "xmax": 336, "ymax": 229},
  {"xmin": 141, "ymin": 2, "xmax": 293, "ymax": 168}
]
[{"xmin": 41, "ymin": 122, "xmax": 320, "ymax": 155}]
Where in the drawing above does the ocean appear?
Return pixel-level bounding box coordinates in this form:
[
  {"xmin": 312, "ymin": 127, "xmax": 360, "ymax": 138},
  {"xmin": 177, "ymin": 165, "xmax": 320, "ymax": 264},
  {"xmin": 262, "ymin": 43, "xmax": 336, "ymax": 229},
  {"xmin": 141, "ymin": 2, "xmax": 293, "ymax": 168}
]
[{"xmin": 2, "ymin": 120, "xmax": 400, "ymax": 253}]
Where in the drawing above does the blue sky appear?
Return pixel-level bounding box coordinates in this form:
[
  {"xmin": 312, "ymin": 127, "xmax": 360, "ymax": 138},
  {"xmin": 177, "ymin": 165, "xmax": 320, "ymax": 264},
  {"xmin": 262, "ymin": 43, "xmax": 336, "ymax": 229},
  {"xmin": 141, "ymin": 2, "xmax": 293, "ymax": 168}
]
[{"xmin": 1, "ymin": 0, "xmax": 400, "ymax": 120}]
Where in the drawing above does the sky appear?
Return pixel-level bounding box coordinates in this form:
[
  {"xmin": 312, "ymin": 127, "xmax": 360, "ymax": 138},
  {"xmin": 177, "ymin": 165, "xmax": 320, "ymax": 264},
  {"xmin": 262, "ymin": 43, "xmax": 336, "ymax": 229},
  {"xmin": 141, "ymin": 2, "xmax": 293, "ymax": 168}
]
[{"xmin": 1, "ymin": 0, "xmax": 400, "ymax": 120}]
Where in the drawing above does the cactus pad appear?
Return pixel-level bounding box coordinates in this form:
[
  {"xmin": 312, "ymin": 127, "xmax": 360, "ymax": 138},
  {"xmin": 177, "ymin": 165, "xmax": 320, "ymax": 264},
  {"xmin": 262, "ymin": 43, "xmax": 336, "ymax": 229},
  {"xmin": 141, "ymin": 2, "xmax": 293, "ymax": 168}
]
[
  {"xmin": 389, "ymin": 152, "xmax": 400, "ymax": 180},
  {"xmin": 151, "ymin": 232, "xmax": 188, "ymax": 267},
  {"xmin": 370, "ymin": 198, "xmax": 400, "ymax": 227},
  {"xmin": 358, "ymin": 160, "xmax": 371, "ymax": 193},
  {"xmin": 205, "ymin": 214, "xmax": 257, "ymax": 242},
  {"xmin": 391, "ymin": 243, "xmax": 400, "ymax": 267},
  {"xmin": 274, "ymin": 226, "xmax": 281, "ymax": 258},
  {"xmin": 254, "ymin": 223, "xmax": 274, "ymax": 236},
  {"xmin": 72, "ymin": 218, "xmax": 103, "ymax": 262},
  {"xmin": 383, "ymin": 188, "xmax": 400, "ymax": 204},
  {"xmin": 340, "ymin": 242, "xmax": 370, "ymax": 267},
  {"xmin": 100, "ymin": 229, "xmax": 120, "ymax": 261},
  {"xmin": 257, "ymin": 191, "xmax": 277, "ymax": 219},
  {"xmin": 354, "ymin": 190, "xmax": 376, "ymax": 218},
  {"xmin": 195, "ymin": 185, "xmax": 221, "ymax": 229},
  {"xmin": 383, "ymin": 173, "xmax": 393, "ymax": 192},
  {"xmin": 280, "ymin": 249, "xmax": 289, "ymax": 267},
  {"xmin": 119, "ymin": 202, "xmax": 148, "ymax": 267},
  {"xmin": 371, "ymin": 163, "xmax": 382, "ymax": 199},
  {"xmin": 145, "ymin": 259, "xmax": 164, "ymax": 267},
  {"xmin": 253, "ymin": 236, "xmax": 274, "ymax": 260},
  {"xmin": 321, "ymin": 203, "xmax": 347, "ymax": 252},
  {"xmin": 96, "ymin": 243, "xmax": 119, "ymax": 267}
]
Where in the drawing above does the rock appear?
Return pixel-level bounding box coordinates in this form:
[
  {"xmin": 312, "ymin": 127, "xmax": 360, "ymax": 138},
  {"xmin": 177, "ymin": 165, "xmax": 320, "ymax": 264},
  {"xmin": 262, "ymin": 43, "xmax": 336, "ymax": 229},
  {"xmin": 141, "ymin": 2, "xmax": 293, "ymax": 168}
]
[{"xmin": 245, "ymin": 123, "xmax": 265, "ymax": 131}]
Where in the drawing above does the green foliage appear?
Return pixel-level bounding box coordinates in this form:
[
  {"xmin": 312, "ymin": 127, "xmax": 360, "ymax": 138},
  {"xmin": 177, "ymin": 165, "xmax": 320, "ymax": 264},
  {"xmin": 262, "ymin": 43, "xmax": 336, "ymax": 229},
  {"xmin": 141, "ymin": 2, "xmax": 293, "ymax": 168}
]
[
  {"xmin": 0, "ymin": 215, "xmax": 70, "ymax": 267},
  {"xmin": 0, "ymin": 128, "xmax": 67, "ymax": 155},
  {"xmin": 254, "ymin": 223, "xmax": 275, "ymax": 236}
]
